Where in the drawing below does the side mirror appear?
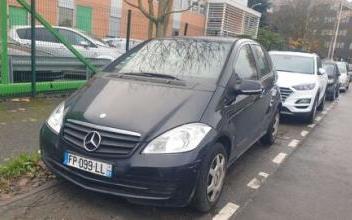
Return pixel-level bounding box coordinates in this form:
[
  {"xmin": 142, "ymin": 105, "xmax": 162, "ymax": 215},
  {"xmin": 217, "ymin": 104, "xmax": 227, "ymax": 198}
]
[
  {"xmin": 318, "ymin": 68, "xmax": 326, "ymax": 75},
  {"xmin": 233, "ymin": 80, "xmax": 263, "ymax": 95},
  {"xmin": 80, "ymin": 41, "xmax": 90, "ymax": 48}
]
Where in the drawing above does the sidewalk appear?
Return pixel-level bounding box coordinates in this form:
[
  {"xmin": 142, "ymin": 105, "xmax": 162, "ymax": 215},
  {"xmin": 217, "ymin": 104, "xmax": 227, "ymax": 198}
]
[
  {"xmin": 236, "ymin": 92, "xmax": 352, "ymax": 220},
  {"xmin": 0, "ymin": 97, "xmax": 64, "ymax": 163}
]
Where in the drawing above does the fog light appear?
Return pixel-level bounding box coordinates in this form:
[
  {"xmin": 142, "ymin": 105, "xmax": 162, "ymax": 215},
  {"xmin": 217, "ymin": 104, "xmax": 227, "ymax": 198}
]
[{"xmin": 296, "ymin": 99, "xmax": 311, "ymax": 104}]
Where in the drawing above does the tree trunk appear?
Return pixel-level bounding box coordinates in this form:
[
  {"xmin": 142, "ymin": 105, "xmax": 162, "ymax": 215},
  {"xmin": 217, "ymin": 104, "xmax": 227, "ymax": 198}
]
[{"xmin": 147, "ymin": 0, "xmax": 154, "ymax": 39}]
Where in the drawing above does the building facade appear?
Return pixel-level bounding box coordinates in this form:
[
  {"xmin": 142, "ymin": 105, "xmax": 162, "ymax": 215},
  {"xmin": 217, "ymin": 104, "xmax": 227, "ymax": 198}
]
[
  {"xmin": 205, "ymin": 0, "xmax": 261, "ymax": 38},
  {"xmin": 6, "ymin": 0, "xmax": 207, "ymax": 39}
]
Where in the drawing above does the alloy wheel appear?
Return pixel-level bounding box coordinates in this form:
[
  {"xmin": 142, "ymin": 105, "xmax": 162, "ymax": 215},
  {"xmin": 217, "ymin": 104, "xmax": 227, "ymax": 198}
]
[
  {"xmin": 207, "ymin": 153, "xmax": 226, "ymax": 202},
  {"xmin": 272, "ymin": 112, "xmax": 280, "ymax": 138}
]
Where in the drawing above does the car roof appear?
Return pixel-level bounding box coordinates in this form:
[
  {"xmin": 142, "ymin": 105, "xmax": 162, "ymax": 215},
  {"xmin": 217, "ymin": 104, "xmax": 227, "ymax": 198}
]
[
  {"xmin": 269, "ymin": 51, "xmax": 318, "ymax": 58},
  {"xmin": 159, "ymin": 36, "xmax": 239, "ymax": 44}
]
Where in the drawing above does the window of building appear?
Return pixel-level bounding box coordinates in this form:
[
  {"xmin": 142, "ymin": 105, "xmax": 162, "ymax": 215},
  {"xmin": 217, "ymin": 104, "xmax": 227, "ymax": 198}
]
[
  {"xmin": 58, "ymin": 7, "xmax": 74, "ymax": 27},
  {"xmin": 109, "ymin": 17, "xmax": 121, "ymax": 37},
  {"xmin": 234, "ymin": 45, "xmax": 258, "ymax": 80}
]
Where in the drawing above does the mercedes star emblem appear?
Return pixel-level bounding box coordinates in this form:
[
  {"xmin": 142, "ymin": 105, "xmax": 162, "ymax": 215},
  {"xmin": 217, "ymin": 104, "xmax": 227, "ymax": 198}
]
[{"xmin": 83, "ymin": 131, "xmax": 102, "ymax": 152}]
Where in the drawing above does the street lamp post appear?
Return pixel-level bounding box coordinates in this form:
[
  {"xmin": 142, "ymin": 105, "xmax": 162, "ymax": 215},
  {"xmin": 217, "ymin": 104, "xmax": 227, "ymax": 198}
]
[{"xmin": 330, "ymin": 1, "xmax": 343, "ymax": 60}]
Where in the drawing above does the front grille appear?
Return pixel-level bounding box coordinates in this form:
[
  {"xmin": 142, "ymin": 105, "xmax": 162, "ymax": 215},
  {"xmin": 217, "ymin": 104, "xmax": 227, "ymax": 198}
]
[
  {"xmin": 279, "ymin": 87, "xmax": 293, "ymax": 102},
  {"xmin": 63, "ymin": 119, "xmax": 141, "ymax": 157}
]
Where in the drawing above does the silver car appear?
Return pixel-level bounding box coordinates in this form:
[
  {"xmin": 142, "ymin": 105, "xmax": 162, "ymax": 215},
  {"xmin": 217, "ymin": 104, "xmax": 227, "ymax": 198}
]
[{"xmin": 10, "ymin": 26, "xmax": 122, "ymax": 61}]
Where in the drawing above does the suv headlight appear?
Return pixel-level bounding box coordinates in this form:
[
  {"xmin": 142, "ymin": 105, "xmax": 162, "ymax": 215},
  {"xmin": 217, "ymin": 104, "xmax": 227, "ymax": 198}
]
[
  {"xmin": 142, "ymin": 123, "xmax": 212, "ymax": 154},
  {"xmin": 47, "ymin": 102, "xmax": 65, "ymax": 134},
  {"xmin": 293, "ymin": 83, "xmax": 316, "ymax": 91}
]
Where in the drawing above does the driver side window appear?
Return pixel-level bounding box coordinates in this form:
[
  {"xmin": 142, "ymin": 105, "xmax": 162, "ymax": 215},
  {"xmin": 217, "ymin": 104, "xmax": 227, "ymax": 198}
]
[{"xmin": 234, "ymin": 45, "xmax": 258, "ymax": 80}]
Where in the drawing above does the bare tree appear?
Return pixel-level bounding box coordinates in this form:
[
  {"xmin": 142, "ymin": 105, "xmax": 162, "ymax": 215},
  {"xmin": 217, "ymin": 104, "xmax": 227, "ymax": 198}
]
[{"xmin": 124, "ymin": 0, "xmax": 196, "ymax": 38}]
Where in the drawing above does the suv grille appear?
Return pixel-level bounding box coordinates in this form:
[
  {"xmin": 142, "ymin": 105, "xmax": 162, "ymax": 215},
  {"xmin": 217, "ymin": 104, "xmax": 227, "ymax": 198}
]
[
  {"xmin": 63, "ymin": 119, "xmax": 141, "ymax": 156},
  {"xmin": 279, "ymin": 87, "xmax": 293, "ymax": 102}
]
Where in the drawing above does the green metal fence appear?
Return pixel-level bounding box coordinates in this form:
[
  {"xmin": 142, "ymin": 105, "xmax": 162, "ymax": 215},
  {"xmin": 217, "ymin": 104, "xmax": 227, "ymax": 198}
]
[{"xmin": 0, "ymin": 0, "xmax": 205, "ymax": 97}]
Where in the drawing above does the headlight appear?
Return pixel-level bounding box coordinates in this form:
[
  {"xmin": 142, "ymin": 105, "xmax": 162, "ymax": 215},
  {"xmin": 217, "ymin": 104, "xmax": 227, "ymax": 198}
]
[
  {"xmin": 47, "ymin": 102, "xmax": 65, "ymax": 134},
  {"xmin": 292, "ymin": 83, "xmax": 316, "ymax": 90},
  {"xmin": 142, "ymin": 123, "xmax": 212, "ymax": 154},
  {"xmin": 328, "ymin": 79, "xmax": 334, "ymax": 84}
]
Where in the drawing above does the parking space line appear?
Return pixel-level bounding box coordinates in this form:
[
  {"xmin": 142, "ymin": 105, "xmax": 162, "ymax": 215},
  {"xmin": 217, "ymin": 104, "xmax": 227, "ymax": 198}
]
[
  {"xmin": 213, "ymin": 203, "xmax": 240, "ymax": 220},
  {"xmin": 301, "ymin": 130, "xmax": 309, "ymax": 137},
  {"xmin": 258, "ymin": 172, "xmax": 269, "ymax": 178},
  {"xmin": 272, "ymin": 153, "xmax": 287, "ymax": 164},
  {"xmin": 247, "ymin": 178, "xmax": 261, "ymax": 189},
  {"xmin": 288, "ymin": 139, "xmax": 300, "ymax": 148},
  {"xmin": 315, "ymin": 116, "xmax": 322, "ymax": 122},
  {"xmin": 322, "ymin": 111, "xmax": 328, "ymax": 115},
  {"xmin": 307, "ymin": 123, "xmax": 316, "ymax": 128}
]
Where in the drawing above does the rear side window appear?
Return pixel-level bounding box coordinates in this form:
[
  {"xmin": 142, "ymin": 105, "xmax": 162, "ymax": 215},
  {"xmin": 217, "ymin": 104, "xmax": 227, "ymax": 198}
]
[
  {"xmin": 17, "ymin": 28, "xmax": 58, "ymax": 43},
  {"xmin": 234, "ymin": 45, "xmax": 258, "ymax": 80},
  {"xmin": 58, "ymin": 29, "xmax": 90, "ymax": 46},
  {"xmin": 252, "ymin": 45, "xmax": 271, "ymax": 77}
]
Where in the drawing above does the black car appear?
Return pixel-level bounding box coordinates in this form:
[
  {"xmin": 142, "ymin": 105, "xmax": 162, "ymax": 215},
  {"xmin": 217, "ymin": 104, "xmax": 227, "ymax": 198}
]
[
  {"xmin": 323, "ymin": 61, "xmax": 340, "ymax": 101},
  {"xmin": 40, "ymin": 37, "xmax": 281, "ymax": 212}
]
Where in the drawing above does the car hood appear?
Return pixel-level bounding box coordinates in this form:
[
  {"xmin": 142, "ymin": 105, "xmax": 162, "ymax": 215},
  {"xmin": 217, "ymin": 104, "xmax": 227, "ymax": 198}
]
[
  {"xmin": 65, "ymin": 77, "xmax": 214, "ymax": 140},
  {"xmin": 276, "ymin": 71, "xmax": 317, "ymax": 88}
]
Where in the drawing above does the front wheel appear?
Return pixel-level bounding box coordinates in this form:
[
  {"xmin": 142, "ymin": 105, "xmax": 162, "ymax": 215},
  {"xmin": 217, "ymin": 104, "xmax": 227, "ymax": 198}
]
[
  {"xmin": 261, "ymin": 110, "xmax": 280, "ymax": 146},
  {"xmin": 306, "ymin": 97, "xmax": 318, "ymax": 124},
  {"xmin": 317, "ymin": 94, "xmax": 326, "ymax": 111},
  {"xmin": 192, "ymin": 143, "xmax": 227, "ymax": 212}
]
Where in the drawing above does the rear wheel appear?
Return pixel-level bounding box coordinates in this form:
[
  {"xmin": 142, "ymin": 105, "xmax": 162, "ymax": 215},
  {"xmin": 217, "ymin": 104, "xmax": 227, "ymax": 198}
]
[
  {"xmin": 261, "ymin": 110, "xmax": 280, "ymax": 146},
  {"xmin": 193, "ymin": 143, "xmax": 227, "ymax": 212}
]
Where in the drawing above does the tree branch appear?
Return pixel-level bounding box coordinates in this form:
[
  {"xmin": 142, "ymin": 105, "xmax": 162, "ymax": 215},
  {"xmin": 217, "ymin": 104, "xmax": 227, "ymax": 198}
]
[{"xmin": 123, "ymin": 0, "xmax": 157, "ymax": 22}]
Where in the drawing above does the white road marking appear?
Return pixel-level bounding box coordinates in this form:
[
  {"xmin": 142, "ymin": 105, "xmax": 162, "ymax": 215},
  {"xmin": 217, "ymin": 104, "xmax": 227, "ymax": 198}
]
[
  {"xmin": 273, "ymin": 153, "xmax": 287, "ymax": 164},
  {"xmin": 288, "ymin": 139, "xmax": 300, "ymax": 148},
  {"xmin": 213, "ymin": 203, "xmax": 240, "ymax": 220},
  {"xmin": 307, "ymin": 124, "xmax": 316, "ymax": 128},
  {"xmin": 322, "ymin": 111, "xmax": 328, "ymax": 115},
  {"xmin": 315, "ymin": 116, "xmax": 322, "ymax": 122},
  {"xmin": 247, "ymin": 178, "xmax": 261, "ymax": 189},
  {"xmin": 301, "ymin": 130, "xmax": 309, "ymax": 137},
  {"xmin": 259, "ymin": 172, "xmax": 269, "ymax": 178}
]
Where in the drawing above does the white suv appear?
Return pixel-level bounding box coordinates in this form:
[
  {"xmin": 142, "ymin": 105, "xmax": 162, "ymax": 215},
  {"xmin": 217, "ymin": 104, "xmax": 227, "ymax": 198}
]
[
  {"xmin": 10, "ymin": 26, "xmax": 122, "ymax": 61},
  {"xmin": 270, "ymin": 51, "xmax": 328, "ymax": 123}
]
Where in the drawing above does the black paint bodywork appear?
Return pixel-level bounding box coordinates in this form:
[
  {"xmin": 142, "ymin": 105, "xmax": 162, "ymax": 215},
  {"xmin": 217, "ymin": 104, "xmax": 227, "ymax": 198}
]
[{"xmin": 40, "ymin": 37, "xmax": 281, "ymax": 207}]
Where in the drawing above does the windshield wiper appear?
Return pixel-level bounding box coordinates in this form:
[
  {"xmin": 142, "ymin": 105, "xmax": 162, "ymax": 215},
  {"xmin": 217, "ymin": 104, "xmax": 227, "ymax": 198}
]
[{"xmin": 119, "ymin": 72, "xmax": 181, "ymax": 81}]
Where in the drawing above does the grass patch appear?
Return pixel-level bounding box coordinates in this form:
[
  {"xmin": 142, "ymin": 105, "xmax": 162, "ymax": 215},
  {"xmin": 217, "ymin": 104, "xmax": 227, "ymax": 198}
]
[
  {"xmin": 0, "ymin": 152, "xmax": 48, "ymax": 195},
  {"xmin": 0, "ymin": 152, "xmax": 41, "ymax": 179}
]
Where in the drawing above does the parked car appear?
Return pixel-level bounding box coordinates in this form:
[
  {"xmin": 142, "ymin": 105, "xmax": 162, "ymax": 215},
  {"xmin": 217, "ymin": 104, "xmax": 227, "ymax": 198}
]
[
  {"xmin": 40, "ymin": 37, "xmax": 281, "ymax": 212},
  {"xmin": 102, "ymin": 37, "xmax": 142, "ymax": 53},
  {"xmin": 348, "ymin": 64, "xmax": 352, "ymax": 82},
  {"xmin": 336, "ymin": 61, "xmax": 350, "ymax": 92},
  {"xmin": 270, "ymin": 51, "xmax": 328, "ymax": 123},
  {"xmin": 10, "ymin": 26, "xmax": 122, "ymax": 61},
  {"xmin": 322, "ymin": 61, "xmax": 340, "ymax": 101}
]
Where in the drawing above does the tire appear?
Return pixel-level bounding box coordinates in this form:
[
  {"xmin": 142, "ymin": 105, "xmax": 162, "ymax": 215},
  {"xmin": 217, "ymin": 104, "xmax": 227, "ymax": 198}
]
[
  {"xmin": 261, "ymin": 110, "xmax": 280, "ymax": 146},
  {"xmin": 192, "ymin": 143, "xmax": 227, "ymax": 212},
  {"xmin": 306, "ymin": 97, "xmax": 318, "ymax": 124},
  {"xmin": 317, "ymin": 94, "xmax": 325, "ymax": 111}
]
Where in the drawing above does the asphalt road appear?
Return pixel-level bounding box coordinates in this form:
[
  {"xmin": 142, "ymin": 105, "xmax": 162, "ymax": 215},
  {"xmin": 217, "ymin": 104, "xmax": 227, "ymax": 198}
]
[{"xmin": 0, "ymin": 91, "xmax": 350, "ymax": 220}]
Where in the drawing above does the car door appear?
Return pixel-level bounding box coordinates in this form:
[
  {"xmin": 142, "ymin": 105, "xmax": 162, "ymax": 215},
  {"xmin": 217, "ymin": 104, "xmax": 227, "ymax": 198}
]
[
  {"xmin": 226, "ymin": 44, "xmax": 263, "ymax": 156},
  {"xmin": 316, "ymin": 57, "xmax": 328, "ymax": 101},
  {"xmin": 250, "ymin": 44, "xmax": 277, "ymax": 133}
]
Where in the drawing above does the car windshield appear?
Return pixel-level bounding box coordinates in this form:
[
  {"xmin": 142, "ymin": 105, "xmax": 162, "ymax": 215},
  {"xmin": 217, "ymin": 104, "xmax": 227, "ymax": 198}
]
[
  {"xmin": 109, "ymin": 39, "xmax": 232, "ymax": 81},
  {"xmin": 322, "ymin": 63, "xmax": 336, "ymax": 77},
  {"xmin": 337, "ymin": 62, "xmax": 347, "ymax": 74},
  {"xmin": 270, "ymin": 54, "xmax": 315, "ymax": 74}
]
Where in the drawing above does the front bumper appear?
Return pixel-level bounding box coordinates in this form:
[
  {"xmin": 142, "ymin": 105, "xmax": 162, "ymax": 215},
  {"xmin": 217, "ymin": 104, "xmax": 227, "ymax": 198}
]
[
  {"xmin": 280, "ymin": 88, "xmax": 317, "ymax": 115},
  {"xmin": 40, "ymin": 124, "xmax": 202, "ymax": 207}
]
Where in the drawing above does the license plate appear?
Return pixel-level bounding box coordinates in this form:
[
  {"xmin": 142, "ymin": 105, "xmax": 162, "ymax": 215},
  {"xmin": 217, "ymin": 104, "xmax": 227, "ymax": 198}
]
[{"xmin": 63, "ymin": 152, "xmax": 112, "ymax": 178}]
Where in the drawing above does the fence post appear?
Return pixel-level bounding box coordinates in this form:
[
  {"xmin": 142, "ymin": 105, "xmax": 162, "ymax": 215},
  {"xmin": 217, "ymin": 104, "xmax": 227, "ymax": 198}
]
[
  {"xmin": 126, "ymin": 10, "xmax": 132, "ymax": 52},
  {"xmin": 31, "ymin": 0, "xmax": 36, "ymax": 96},
  {"xmin": 184, "ymin": 23, "xmax": 189, "ymax": 36},
  {"xmin": 0, "ymin": 0, "xmax": 9, "ymax": 84}
]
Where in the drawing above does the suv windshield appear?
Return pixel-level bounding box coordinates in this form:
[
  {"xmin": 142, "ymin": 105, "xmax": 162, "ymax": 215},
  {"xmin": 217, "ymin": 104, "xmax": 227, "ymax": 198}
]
[
  {"xmin": 322, "ymin": 63, "xmax": 335, "ymax": 77},
  {"xmin": 270, "ymin": 54, "xmax": 315, "ymax": 74},
  {"xmin": 336, "ymin": 62, "xmax": 347, "ymax": 74},
  {"xmin": 109, "ymin": 39, "xmax": 232, "ymax": 81}
]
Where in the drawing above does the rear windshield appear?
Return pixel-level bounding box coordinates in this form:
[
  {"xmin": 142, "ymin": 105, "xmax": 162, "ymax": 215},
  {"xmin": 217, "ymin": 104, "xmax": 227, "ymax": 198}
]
[
  {"xmin": 270, "ymin": 54, "xmax": 315, "ymax": 74},
  {"xmin": 109, "ymin": 39, "xmax": 233, "ymax": 80}
]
